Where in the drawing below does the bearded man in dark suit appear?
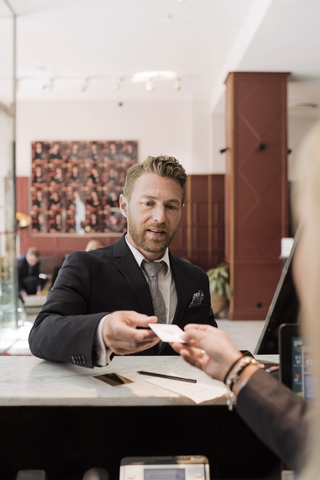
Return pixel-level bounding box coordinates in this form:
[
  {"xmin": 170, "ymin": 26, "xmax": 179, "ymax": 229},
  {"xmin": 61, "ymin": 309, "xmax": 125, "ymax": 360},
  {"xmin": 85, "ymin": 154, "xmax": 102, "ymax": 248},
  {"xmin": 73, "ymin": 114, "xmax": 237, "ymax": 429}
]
[{"xmin": 29, "ymin": 155, "xmax": 217, "ymax": 368}]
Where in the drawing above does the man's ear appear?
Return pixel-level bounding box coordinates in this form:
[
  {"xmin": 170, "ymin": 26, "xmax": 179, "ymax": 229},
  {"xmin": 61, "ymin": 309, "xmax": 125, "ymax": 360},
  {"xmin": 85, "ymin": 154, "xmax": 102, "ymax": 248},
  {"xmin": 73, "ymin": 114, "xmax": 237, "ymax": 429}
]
[{"xmin": 119, "ymin": 194, "xmax": 128, "ymax": 217}]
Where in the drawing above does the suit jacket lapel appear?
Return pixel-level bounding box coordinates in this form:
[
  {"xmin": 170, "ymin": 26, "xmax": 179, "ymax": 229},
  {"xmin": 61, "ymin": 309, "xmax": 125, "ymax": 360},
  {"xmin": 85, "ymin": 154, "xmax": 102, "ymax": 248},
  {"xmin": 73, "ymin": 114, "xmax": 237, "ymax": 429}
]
[
  {"xmin": 112, "ymin": 239, "xmax": 191, "ymax": 355},
  {"xmin": 113, "ymin": 235, "xmax": 154, "ymax": 315},
  {"xmin": 112, "ymin": 237, "xmax": 191, "ymax": 325}
]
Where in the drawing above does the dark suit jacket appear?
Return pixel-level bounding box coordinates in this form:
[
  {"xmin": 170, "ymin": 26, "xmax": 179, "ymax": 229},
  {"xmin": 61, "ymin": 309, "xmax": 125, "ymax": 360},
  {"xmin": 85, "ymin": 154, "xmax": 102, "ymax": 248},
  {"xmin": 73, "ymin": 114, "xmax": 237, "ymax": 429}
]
[
  {"xmin": 237, "ymin": 369, "xmax": 310, "ymax": 473},
  {"xmin": 29, "ymin": 234, "xmax": 216, "ymax": 368}
]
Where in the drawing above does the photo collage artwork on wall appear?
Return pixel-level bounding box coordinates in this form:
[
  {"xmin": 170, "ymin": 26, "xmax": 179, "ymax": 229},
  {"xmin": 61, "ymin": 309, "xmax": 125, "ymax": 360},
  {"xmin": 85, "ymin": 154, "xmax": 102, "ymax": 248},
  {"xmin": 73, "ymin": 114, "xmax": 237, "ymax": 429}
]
[{"xmin": 30, "ymin": 140, "xmax": 138, "ymax": 235}]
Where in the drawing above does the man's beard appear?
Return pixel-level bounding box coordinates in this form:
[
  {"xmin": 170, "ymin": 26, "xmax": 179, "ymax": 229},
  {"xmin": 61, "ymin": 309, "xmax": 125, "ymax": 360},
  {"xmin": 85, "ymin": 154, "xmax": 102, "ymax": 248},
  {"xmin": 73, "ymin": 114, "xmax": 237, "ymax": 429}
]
[{"xmin": 127, "ymin": 217, "xmax": 177, "ymax": 254}]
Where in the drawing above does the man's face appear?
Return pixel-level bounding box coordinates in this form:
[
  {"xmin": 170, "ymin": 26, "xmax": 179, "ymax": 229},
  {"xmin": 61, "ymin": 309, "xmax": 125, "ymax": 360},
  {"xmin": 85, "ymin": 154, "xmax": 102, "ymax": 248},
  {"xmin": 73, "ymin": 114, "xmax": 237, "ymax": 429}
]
[
  {"xmin": 120, "ymin": 173, "xmax": 183, "ymax": 261},
  {"xmin": 26, "ymin": 254, "xmax": 38, "ymax": 267}
]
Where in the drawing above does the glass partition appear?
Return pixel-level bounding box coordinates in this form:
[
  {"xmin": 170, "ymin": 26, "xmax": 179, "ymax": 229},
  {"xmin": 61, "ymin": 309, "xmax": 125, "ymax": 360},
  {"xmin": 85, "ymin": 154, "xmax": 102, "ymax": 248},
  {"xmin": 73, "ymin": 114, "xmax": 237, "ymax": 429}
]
[{"xmin": 0, "ymin": 0, "xmax": 18, "ymax": 354}]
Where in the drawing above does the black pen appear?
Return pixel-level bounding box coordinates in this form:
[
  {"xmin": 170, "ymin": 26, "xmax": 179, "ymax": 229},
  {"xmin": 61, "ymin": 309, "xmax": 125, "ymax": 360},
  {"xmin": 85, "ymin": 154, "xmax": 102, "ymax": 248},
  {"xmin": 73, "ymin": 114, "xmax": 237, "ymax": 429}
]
[{"xmin": 137, "ymin": 370, "xmax": 197, "ymax": 383}]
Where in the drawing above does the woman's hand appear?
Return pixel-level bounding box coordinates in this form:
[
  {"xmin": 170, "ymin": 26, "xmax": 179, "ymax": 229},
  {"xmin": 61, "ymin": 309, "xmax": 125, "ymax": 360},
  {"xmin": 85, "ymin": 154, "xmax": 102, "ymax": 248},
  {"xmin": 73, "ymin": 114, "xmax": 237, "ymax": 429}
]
[{"xmin": 171, "ymin": 324, "xmax": 242, "ymax": 382}]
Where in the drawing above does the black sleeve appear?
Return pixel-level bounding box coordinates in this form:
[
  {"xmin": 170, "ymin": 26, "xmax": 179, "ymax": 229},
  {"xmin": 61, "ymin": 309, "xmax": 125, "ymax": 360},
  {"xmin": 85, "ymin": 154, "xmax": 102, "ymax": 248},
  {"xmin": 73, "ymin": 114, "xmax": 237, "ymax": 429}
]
[
  {"xmin": 28, "ymin": 251, "xmax": 107, "ymax": 368},
  {"xmin": 236, "ymin": 369, "xmax": 310, "ymax": 472}
]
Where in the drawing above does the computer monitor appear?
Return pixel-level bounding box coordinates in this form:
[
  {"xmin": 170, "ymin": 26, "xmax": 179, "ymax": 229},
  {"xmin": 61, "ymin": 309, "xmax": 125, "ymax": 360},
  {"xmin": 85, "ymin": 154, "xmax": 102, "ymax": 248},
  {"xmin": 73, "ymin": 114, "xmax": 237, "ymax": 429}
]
[
  {"xmin": 279, "ymin": 323, "xmax": 315, "ymax": 401},
  {"xmin": 254, "ymin": 227, "xmax": 301, "ymax": 355}
]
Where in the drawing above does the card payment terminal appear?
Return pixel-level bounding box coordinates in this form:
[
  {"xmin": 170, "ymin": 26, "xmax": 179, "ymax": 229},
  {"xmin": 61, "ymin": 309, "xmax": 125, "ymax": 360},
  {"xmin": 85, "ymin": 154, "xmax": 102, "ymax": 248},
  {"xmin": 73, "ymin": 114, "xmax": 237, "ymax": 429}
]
[{"xmin": 120, "ymin": 455, "xmax": 210, "ymax": 480}]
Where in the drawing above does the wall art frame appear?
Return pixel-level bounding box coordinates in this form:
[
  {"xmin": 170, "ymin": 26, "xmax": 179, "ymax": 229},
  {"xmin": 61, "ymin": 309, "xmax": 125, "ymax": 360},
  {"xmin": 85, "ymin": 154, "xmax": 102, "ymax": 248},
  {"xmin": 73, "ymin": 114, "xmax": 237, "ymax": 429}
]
[{"xmin": 30, "ymin": 140, "xmax": 138, "ymax": 236}]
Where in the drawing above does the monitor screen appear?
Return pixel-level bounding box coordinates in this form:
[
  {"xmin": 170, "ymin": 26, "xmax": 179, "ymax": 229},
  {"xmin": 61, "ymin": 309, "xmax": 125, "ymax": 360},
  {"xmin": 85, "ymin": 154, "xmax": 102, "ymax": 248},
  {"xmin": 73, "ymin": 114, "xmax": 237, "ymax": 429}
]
[
  {"xmin": 254, "ymin": 227, "xmax": 301, "ymax": 355},
  {"xmin": 279, "ymin": 323, "xmax": 316, "ymax": 401},
  {"xmin": 291, "ymin": 334, "xmax": 315, "ymax": 400}
]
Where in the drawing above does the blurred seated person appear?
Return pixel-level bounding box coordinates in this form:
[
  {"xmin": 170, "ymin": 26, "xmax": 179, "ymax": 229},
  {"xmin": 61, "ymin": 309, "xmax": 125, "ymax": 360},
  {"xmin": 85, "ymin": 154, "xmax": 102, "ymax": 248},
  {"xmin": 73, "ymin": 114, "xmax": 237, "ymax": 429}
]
[
  {"xmin": 18, "ymin": 247, "xmax": 46, "ymax": 297},
  {"xmin": 85, "ymin": 239, "xmax": 104, "ymax": 252}
]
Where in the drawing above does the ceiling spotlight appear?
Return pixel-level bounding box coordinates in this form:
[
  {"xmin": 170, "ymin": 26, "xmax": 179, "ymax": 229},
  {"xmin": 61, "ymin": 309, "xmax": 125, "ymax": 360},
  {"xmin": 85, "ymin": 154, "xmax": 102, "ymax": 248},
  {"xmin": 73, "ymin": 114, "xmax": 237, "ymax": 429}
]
[
  {"xmin": 146, "ymin": 78, "xmax": 154, "ymax": 92},
  {"xmin": 174, "ymin": 78, "xmax": 181, "ymax": 91},
  {"xmin": 81, "ymin": 77, "xmax": 90, "ymax": 92},
  {"xmin": 133, "ymin": 71, "xmax": 176, "ymax": 82}
]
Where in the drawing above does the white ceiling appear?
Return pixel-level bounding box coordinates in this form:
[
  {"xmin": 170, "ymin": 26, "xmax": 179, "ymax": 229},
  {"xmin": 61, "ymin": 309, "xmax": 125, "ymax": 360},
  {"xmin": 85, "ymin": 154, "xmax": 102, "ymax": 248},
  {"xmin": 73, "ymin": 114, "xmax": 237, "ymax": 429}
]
[{"xmin": 3, "ymin": 0, "xmax": 320, "ymax": 115}]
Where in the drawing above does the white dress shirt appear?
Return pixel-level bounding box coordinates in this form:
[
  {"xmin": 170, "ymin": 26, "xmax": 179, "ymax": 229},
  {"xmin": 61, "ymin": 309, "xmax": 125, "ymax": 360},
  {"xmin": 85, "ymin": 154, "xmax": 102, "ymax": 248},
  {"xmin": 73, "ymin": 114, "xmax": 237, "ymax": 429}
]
[{"xmin": 94, "ymin": 237, "xmax": 177, "ymax": 366}]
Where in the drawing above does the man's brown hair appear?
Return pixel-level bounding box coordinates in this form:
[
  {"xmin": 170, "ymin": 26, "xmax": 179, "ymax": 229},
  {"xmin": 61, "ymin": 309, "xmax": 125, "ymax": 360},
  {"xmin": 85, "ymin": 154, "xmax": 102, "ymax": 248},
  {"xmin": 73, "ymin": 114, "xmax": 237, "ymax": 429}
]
[
  {"xmin": 27, "ymin": 247, "xmax": 40, "ymax": 258},
  {"xmin": 123, "ymin": 155, "xmax": 187, "ymax": 204}
]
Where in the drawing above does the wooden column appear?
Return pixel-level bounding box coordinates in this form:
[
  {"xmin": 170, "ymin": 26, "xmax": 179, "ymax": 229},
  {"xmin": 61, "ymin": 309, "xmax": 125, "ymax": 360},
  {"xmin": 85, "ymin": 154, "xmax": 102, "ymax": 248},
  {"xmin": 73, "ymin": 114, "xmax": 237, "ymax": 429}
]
[{"xmin": 225, "ymin": 72, "xmax": 289, "ymax": 320}]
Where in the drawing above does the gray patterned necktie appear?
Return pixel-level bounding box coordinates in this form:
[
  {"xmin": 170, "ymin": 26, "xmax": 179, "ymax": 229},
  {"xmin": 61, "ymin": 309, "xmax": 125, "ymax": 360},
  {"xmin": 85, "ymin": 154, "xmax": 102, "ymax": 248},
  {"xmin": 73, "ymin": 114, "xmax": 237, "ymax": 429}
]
[{"xmin": 142, "ymin": 260, "xmax": 167, "ymax": 324}]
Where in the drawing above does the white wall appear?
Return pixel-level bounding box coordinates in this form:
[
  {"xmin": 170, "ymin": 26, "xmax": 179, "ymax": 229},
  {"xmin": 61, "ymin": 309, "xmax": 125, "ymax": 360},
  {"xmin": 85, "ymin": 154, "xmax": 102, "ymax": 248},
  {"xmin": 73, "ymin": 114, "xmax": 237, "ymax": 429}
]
[
  {"xmin": 16, "ymin": 98, "xmax": 214, "ymax": 177},
  {"xmin": 191, "ymin": 99, "xmax": 213, "ymax": 174},
  {"xmin": 212, "ymin": 113, "xmax": 227, "ymax": 173},
  {"xmin": 16, "ymin": 98, "xmax": 316, "ymax": 180},
  {"xmin": 288, "ymin": 114, "xmax": 319, "ymax": 181}
]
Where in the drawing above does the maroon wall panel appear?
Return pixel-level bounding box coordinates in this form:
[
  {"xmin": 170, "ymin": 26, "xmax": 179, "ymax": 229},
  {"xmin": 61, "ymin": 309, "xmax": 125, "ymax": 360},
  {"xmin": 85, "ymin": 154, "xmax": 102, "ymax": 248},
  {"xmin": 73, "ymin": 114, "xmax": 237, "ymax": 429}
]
[{"xmin": 184, "ymin": 175, "xmax": 224, "ymax": 270}]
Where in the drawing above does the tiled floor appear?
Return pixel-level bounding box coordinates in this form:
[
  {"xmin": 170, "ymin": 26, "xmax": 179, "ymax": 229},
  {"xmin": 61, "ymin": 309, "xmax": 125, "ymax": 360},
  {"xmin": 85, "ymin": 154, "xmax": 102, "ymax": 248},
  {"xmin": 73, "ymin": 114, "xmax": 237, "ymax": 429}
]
[
  {"xmin": 217, "ymin": 318, "xmax": 266, "ymax": 353},
  {"xmin": 3, "ymin": 312, "xmax": 266, "ymax": 357},
  {"xmin": 0, "ymin": 317, "xmax": 33, "ymax": 355}
]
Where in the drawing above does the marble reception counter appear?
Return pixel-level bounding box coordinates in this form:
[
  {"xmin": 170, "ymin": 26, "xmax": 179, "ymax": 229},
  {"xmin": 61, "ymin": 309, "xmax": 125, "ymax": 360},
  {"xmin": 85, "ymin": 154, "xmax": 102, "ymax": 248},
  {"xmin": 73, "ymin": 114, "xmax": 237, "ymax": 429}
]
[{"xmin": 0, "ymin": 355, "xmax": 229, "ymax": 407}]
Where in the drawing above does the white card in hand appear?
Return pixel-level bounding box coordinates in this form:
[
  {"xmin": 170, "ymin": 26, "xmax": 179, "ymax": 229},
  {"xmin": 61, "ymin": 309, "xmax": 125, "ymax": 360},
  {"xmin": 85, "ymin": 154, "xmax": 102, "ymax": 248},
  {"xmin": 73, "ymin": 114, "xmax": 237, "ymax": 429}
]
[{"xmin": 148, "ymin": 323, "xmax": 185, "ymax": 343}]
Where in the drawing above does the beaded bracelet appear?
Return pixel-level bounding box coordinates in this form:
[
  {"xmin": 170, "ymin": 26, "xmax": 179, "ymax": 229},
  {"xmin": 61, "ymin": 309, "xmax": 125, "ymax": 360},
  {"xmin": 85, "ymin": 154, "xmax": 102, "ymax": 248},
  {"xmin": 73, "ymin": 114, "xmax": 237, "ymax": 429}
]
[
  {"xmin": 224, "ymin": 356, "xmax": 264, "ymax": 410},
  {"xmin": 223, "ymin": 355, "xmax": 244, "ymax": 384}
]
